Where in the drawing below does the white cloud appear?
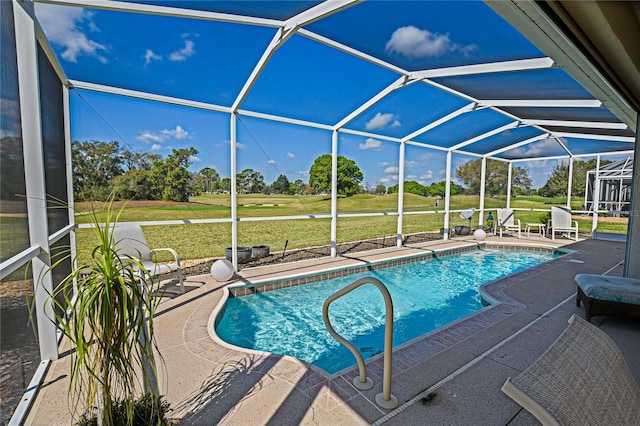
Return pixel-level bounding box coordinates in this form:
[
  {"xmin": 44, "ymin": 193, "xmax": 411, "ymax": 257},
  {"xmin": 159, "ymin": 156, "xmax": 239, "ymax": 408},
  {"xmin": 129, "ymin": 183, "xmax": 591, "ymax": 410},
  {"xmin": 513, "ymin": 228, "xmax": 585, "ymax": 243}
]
[
  {"xmin": 405, "ymin": 160, "xmax": 417, "ymax": 167},
  {"xmin": 161, "ymin": 125, "xmax": 189, "ymax": 140},
  {"xmin": 136, "ymin": 125, "xmax": 190, "ymax": 143},
  {"xmin": 420, "ymin": 170, "xmax": 434, "ymax": 180},
  {"xmin": 150, "ymin": 144, "xmax": 162, "ymax": 151},
  {"xmin": 407, "ymin": 174, "xmax": 417, "ymax": 180},
  {"xmin": 379, "ymin": 175, "xmax": 398, "ymax": 184},
  {"xmin": 268, "ymin": 160, "xmax": 276, "ymax": 165},
  {"xmin": 298, "ymin": 170, "xmax": 310, "ymax": 176},
  {"xmin": 385, "ymin": 25, "xmax": 477, "ymax": 59},
  {"xmin": 35, "ymin": 4, "xmax": 108, "ymax": 63},
  {"xmin": 359, "ymin": 138, "xmax": 383, "ymax": 151},
  {"xmin": 143, "ymin": 49, "xmax": 162, "ymax": 66},
  {"xmin": 366, "ymin": 112, "xmax": 399, "ymax": 130},
  {"xmin": 190, "ymin": 155, "xmax": 202, "ymax": 162},
  {"xmin": 287, "ymin": 152, "xmax": 296, "ymax": 159},
  {"xmin": 384, "ymin": 166, "xmax": 399, "ymax": 174},
  {"xmin": 224, "ymin": 140, "xmax": 246, "ymax": 150},
  {"xmin": 169, "ymin": 39, "xmax": 195, "ymax": 62},
  {"xmin": 510, "ymin": 138, "xmax": 560, "ymax": 157},
  {"xmin": 380, "ymin": 161, "xmax": 393, "ymax": 167}
]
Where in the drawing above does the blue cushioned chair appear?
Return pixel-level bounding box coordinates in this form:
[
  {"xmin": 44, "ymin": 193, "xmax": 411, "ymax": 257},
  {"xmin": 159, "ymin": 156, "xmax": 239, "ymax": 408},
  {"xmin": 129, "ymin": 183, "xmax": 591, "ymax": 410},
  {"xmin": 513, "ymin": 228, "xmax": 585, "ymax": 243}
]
[{"xmin": 575, "ymin": 273, "xmax": 640, "ymax": 322}]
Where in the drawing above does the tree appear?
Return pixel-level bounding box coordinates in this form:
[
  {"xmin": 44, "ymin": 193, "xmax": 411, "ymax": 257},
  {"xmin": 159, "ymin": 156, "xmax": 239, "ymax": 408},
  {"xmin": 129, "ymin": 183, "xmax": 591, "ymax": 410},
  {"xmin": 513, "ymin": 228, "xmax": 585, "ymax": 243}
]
[
  {"xmin": 72, "ymin": 140, "xmax": 125, "ymax": 201},
  {"xmin": 237, "ymin": 168, "xmax": 265, "ymax": 193},
  {"xmin": 220, "ymin": 177, "xmax": 231, "ymax": 192},
  {"xmin": 374, "ymin": 184, "xmax": 386, "ymax": 195},
  {"xmin": 538, "ymin": 159, "xmax": 608, "ymax": 197},
  {"xmin": 271, "ymin": 174, "xmax": 291, "ymax": 194},
  {"xmin": 149, "ymin": 147, "xmax": 198, "ymax": 202},
  {"xmin": 292, "ymin": 179, "xmax": 308, "ymax": 195},
  {"xmin": 456, "ymin": 159, "xmax": 532, "ymax": 196},
  {"xmin": 308, "ymin": 154, "xmax": 363, "ymax": 196},
  {"xmin": 199, "ymin": 167, "xmax": 220, "ymax": 193}
]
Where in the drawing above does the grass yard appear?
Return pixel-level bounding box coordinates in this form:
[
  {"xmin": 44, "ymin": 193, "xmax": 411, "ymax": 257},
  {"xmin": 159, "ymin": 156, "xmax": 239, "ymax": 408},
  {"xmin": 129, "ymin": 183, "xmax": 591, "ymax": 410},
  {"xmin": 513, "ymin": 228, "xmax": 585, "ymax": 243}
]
[{"xmin": 71, "ymin": 193, "xmax": 627, "ymax": 265}]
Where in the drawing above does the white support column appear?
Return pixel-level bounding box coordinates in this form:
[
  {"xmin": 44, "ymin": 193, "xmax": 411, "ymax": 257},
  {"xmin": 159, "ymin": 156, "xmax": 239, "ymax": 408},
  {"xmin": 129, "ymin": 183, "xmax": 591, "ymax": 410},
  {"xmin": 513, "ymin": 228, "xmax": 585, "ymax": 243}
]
[
  {"xmin": 396, "ymin": 142, "xmax": 406, "ymax": 246},
  {"xmin": 506, "ymin": 162, "xmax": 513, "ymax": 208},
  {"xmin": 63, "ymin": 86, "xmax": 78, "ymax": 293},
  {"xmin": 478, "ymin": 157, "xmax": 487, "ymax": 229},
  {"xmin": 624, "ymin": 114, "xmax": 640, "ymax": 279},
  {"xmin": 567, "ymin": 157, "xmax": 574, "ymax": 208},
  {"xmin": 584, "ymin": 171, "xmax": 592, "ymax": 210},
  {"xmin": 330, "ymin": 131, "xmax": 338, "ymax": 257},
  {"xmin": 14, "ymin": 0, "xmax": 58, "ymax": 360},
  {"xmin": 230, "ymin": 113, "xmax": 238, "ymax": 270},
  {"xmin": 443, "ymin": 151, "xmax": 452, "ymax": 240},
  {"xmin": 591, "ymin": 155, "xmax": 601, "ymax": 234}
]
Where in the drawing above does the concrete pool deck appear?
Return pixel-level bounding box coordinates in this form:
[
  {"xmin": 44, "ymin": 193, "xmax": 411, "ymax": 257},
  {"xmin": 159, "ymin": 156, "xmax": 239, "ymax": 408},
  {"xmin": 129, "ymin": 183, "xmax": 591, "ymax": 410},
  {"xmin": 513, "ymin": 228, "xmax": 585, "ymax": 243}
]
[{"xmin": 26, "ymin": 235, "xmax": 640, "ymax": 425}]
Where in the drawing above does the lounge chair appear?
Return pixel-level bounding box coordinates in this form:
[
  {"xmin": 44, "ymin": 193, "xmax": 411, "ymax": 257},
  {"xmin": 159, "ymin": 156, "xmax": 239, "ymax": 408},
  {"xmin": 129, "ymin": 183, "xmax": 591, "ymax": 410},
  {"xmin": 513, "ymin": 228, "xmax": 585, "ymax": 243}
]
[
  {"xmin": 496, "ymin": 208, "xmax": 521, "ymax": 238},
  {"xmin": 502, "ymin": 314, "xmax": 640, "ymax": 425},
  {"xmin": 575, "ymin": 273, "xmax": 640, "ymax": 322},
  {"xmin": 550, "ymin": 206, "xmax": 578, "ymax": 241},
  {"xmin": 113, "ymin": 224, "xmax": 185, "ymax": 294}
]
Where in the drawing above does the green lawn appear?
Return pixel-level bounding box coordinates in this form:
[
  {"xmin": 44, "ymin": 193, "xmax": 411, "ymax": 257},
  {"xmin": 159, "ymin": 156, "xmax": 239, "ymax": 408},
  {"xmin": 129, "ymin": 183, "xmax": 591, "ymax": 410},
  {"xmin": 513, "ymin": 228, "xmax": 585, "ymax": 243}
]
[{"xmin": 71, "ymin": 193, "xmax": 627, "ymax": 264}]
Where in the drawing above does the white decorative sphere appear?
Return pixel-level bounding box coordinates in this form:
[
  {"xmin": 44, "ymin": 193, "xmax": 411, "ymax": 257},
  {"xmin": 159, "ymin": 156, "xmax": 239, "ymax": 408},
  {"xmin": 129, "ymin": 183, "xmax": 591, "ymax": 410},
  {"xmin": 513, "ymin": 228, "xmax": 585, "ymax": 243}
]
[
  {"xmin": 211, "ymin": 259, "xmax": 235, "ymax": 281},
  {"xmin": 473, "ymin": 229, "xmax": 487, "ymax": 240}
]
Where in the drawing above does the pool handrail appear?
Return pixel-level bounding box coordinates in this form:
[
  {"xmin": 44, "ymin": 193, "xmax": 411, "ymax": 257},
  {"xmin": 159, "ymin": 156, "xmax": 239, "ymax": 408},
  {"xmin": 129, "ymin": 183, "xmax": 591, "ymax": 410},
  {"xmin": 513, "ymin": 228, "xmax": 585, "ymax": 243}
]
[{"xmin": 322, "ymin": 276, "xmax": 398, "ymax": 409}]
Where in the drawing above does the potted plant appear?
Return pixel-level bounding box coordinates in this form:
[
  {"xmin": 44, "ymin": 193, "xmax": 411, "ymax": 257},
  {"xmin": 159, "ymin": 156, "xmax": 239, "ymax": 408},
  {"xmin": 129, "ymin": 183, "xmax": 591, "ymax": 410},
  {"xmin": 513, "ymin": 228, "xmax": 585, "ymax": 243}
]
[{"xmin": 39, "ymin": 196, "xmax": 170, "ymax": 425}]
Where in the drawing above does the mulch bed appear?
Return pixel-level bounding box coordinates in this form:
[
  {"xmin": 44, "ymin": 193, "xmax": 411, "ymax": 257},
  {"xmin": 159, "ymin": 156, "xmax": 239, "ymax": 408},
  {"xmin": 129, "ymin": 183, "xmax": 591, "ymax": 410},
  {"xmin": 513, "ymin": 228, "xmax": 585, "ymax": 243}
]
[{"xmin": 182, "ymin": 231, "xmax": 443, "ymax": 276}]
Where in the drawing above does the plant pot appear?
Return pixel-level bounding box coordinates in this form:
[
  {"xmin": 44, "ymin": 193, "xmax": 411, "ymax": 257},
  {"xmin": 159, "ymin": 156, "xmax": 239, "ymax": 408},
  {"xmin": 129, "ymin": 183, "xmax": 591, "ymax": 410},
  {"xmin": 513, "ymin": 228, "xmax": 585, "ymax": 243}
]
[
  {"xmin": 225, "ymin": 246, "xmax": 253, "ymax": 264},
  {"xmin": 252, "ymin": 245, "xmax": 270, "ymax": 259},
  {"xmin": 455, "ymin": 226, "xmax": 471, "ymax": 236}
]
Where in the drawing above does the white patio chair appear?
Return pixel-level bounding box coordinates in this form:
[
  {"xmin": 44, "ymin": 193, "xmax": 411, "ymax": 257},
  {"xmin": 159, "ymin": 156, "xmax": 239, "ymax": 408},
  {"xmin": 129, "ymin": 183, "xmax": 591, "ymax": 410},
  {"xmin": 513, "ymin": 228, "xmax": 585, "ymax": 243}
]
[
  {"xmin": 550, "ymin": 206, "xmax": 578, "ymax": 241},
  {"xmin": 113, "ymin": 224, "xmax": 185, "ymax": 294},
  {"xmin": 496, "ymin": 208, "xmax": 521, "ymax": 238}
]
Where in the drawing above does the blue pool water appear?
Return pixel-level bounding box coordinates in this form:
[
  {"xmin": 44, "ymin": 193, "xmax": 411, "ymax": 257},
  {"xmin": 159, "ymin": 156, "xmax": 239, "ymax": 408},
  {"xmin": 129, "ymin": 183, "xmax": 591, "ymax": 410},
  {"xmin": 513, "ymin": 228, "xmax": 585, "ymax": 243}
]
[{"xmin": 215, "ymin": 249, "xmax": 558, "ymax": 373}]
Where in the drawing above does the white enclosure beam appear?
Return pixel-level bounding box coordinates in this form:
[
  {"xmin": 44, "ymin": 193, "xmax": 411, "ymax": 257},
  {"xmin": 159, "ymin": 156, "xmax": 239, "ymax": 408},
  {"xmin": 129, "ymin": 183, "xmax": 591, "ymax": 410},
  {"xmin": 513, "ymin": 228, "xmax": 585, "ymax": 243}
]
[
  {"xmin": 485, "ymin": 133, "xmax": 550, "ymax": 157},
  {"xmin": 14, "ymin": 0, "xmax": 58, "ymax": 361},
  {"xmin": 284, "ymin": 0, "xmax": 360, "ymax": 30},
  {"xmin": 592, "ymin": 155, "xmax": 601, "ymax": 233},
  {"xmin": 449, "ymin": 121, "xmax": 519, "ymax": 151},
  {"xmin": 396, "ymin": 142, "xmax": 406, "ymax": 246},
  {"xmin": 478, "ymin": 99, "xmax": 602, "ymax": 108},
  {"xmin": 232, "ymin": 26, "xmax": 296, "ymax": 112},
  {"xmin": 479, "ymin": 157, "xmax": 487, "ymax": 228},
  {"xmin": 521, "ymin": 119, "xmax": 629, "ymax": 130},
  {"xmin": 567, "ymin": 157, "xmax": 574, "ymax": 207},
  {"xmin": 238, "ymin": 109, "xmax": 334, "ymax": 131},
  {"xmin": 443, "ymin": 151, "xmax": 453, "ymax": 240},
  {"xmin": 506, "ymin": 162, "xmax": 513, "ymax": 208},
  {"xmin": 299, "ymin": 28, "xmax": 406, "ymax": 76},
  {"xmin": 331, "ymin": 131, "xmax": 338, "ymax": 257},
  {"xmin": 552, "ymin": 132, "xmax": 635, "ymax": 143},
  {"xmin": 335, "ymin": 76, "xmax": 406, "ymax": 129},
  {"xmin": 412, "ymin": 57, "xmax": 554, "ymax": 79},
  {"xmin": 70, "ymin": 80, "xmax": 231, "ymax": 113},
  {"xmin": 230, "ymin": 114, "xmax": 238, "ymax": 270},
  {"xmin": 35, "ymin": 0, "xmax": 281, "ymax": 27},
  {"xmin": 339, "ymin": 128, "xmax": 403, "ymax": 144},
  {"xmin": 402, "ymin": 102, "xmax": 476, "ymax": 142}
]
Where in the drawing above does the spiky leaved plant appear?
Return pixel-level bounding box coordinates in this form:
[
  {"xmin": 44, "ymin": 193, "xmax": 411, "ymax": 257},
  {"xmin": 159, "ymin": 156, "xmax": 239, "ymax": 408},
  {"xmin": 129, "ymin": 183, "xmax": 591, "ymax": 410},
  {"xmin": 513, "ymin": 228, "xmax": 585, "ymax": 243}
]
[{"xmin": 43, "ymin": 196, "xmax": 165, "ymax": 425}]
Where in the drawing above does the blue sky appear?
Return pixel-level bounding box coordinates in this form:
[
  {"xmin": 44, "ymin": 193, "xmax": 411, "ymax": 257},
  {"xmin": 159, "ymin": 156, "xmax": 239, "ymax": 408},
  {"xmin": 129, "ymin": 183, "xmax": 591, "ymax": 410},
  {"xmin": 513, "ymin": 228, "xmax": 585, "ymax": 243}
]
[{"xmin": 36, "ymin": 1, "xmax": 633, "ymax": 190}]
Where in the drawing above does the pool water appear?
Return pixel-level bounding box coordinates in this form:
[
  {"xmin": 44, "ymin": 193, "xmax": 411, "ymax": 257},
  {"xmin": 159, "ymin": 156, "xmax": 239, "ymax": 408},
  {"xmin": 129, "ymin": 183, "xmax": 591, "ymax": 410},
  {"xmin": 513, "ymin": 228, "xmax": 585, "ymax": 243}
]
[{"xmin": 215, "ymin": 249, "xmax": 558, "ymax": 374}]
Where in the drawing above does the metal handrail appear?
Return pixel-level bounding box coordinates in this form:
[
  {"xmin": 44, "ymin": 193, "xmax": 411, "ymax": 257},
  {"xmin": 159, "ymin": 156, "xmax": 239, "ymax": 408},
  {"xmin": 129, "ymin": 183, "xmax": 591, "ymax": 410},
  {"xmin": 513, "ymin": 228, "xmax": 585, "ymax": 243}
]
[{"xmin": 322, "ymin": 277, "xmax": 398, "ymax": 409}]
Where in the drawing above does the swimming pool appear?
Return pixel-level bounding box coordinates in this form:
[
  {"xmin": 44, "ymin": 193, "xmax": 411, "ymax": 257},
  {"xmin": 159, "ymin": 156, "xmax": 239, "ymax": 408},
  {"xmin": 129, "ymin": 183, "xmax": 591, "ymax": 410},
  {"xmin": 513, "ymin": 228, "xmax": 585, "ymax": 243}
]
[{"xmin": 215, "ymin": 248, "xmax": 559, "ymax": 374}]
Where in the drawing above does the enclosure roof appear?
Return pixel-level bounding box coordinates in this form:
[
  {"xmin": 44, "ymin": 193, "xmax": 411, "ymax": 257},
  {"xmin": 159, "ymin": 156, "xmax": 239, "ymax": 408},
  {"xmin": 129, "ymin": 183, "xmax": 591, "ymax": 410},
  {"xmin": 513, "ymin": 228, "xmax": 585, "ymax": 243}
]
[{"xmin": 33, "ymin": 0, "xmax": 637, "ymax": 162}]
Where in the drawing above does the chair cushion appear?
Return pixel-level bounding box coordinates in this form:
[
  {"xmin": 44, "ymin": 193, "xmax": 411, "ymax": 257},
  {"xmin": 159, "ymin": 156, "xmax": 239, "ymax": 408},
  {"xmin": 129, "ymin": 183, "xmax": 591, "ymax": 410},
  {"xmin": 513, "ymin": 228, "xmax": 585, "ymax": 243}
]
[
  {"xmin": 575, "ymin": 274, "xmax": 640, "ymax": 305},
  {"xmin": 138, "ymin": 261, "xmax": 179, "ymax": 276}
]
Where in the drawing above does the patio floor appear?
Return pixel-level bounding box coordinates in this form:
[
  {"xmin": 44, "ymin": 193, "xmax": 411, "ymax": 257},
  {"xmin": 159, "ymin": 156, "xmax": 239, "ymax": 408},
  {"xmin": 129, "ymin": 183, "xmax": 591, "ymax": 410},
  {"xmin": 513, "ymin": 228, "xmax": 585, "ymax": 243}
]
[{"xmin": 26, "ymin": 235, "xmax": 640, "ymax": 425}]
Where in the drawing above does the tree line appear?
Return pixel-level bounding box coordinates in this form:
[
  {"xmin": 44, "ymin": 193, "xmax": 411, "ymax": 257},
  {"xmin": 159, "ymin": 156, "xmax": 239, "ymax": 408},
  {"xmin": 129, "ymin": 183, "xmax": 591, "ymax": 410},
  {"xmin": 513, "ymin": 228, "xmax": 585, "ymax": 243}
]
[{"xmin": 72, "ymin": 140, "xmax": 601, "ymax": 202}]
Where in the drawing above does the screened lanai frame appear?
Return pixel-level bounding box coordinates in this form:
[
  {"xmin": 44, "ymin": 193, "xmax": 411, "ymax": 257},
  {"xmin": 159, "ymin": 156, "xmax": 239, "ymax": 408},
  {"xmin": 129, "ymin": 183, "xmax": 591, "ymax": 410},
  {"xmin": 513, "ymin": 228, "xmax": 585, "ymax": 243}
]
[{"xmin": 1, "ymin": 0, "xmax": 639, "ymax": 423}]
